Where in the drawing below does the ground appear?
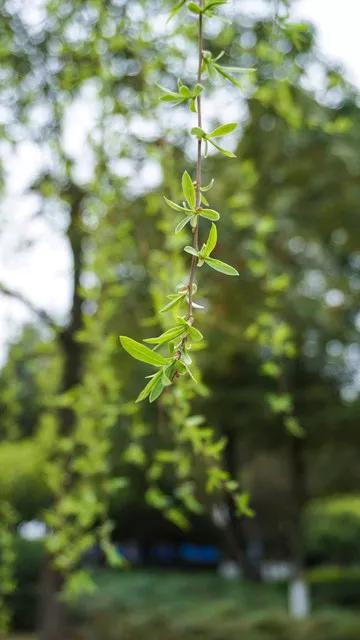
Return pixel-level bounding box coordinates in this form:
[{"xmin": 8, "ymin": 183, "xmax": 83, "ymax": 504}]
[{"xmin": 9, "ymin": 570, "xmax": 360, "ymax": 639}]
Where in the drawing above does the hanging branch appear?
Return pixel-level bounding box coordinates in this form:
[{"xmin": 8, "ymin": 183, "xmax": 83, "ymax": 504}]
[
  {"xmin": 187, "ymin": 0, "xmax": 204, "ymax": 323},
  {"xmin": 120, "ymin": 0, "xmax": 252, "ymax": 402}
]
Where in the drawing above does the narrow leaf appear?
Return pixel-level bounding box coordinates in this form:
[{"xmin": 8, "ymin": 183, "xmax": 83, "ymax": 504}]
[
  {"xmin": 204, "ymin": 223, "xmax": 217, "ymax": 257},
  {"xmin": 182, "ymin": 170, "xmax": 196, "ymax": 209},
  {"xmin": 163, "ymin": 196, "xmax": 192, "ymax": 213},
  {"xmin": 221, "ymin": 65, "xmax": 255, "ymax": 74},
  {"xmin": 201, "ymin": 178, "xmax": 215, "ymax": 192},
  {"xmin": 204, "ymin": 0, "xmax": 227, "ymax": 11},
  {"xmin": 191, "ymin": 126, "xmax": 206, "ymax": 138},
  {"xmin": 167, "ymin": 0, "xmax": 186, "ymax": 22},
  {"xmin": 182, "ymin": 361, "xmax": 198, "ymax": 383},
  {"xmin": 187, "ymin": 1, "xmax": 202, "ymax": 13},
  {"xmin": 184, "ymin": 246, "xmax": 198, "ymax": 257},
  {"xmin": 193, "ymin": 83, "xmax": 203, "ymax": 96},
  {"xmin": 136, "ymin": 371, "xmax": 162, "ymax": 403},
  {"xmin": 214, "ymin": 66, "xmax": 243, "ymax": 89},
  {"xmin": 198, "ymin": 208, "xmax": 220, "ymax": 221},
  {"xmin": 178, "ymin": 84, "xmax": 192, "ymax": 97},
  {"xmin": 189, "ymin": 325, "xmax": 204, "ymax": 342},
  {"xmin": 119, "ymin": 336, "xmax": 169, "ymax": 366},
  {"xmin": 205, "ymin": 257, "xmax": 239, "ymax": 276},
  {"xmin": 157, "ymin": 84, "xmax": 181, "ymax": 99},
  {"xmin": 160, "ymin": 294, "xmax": 186, "ymax": 313},
  {"xmin": 175, "ymin": 215, "xmax": 193, "ymax": 233},
  {"xmin": 149, "ymin": 377, "xmax": 165, "ymax": 402},
  {"xmin": 144, "ymin": 325, "xmax": 186, "ymax": 345},
  {"xmin": 208, "ymin": 139, "xmax": 236, "ymax": 158},
  {"xmin": 208, "ymin": 122, "xmax": 237, "ymax": 138}
]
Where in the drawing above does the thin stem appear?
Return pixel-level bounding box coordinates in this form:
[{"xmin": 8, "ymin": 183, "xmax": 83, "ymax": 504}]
[{"xmin": 187, "ymin": 0, "xmax": 203, "ymax": 324}]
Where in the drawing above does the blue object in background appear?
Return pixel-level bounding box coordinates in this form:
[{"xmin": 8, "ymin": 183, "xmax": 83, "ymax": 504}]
[{"xmin": 179, "ymin": 543, "xmax": 221, "ymax": 565}]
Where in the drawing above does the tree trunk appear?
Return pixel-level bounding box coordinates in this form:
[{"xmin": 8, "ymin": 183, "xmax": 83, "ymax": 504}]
[
  {"xmin": 38, "ymin": 185, "xmax": 86, "ymax": 640},
  {"xmin": 288, "ymin": 435, "xmax": 307, "ymax": 576},
  {"xmin": 39, "ymin": 562, "xmax": 71, "ymax": 640},
  {"xmin": 221, "ymin": 428, "xmax": 262, "ymax": 580}
]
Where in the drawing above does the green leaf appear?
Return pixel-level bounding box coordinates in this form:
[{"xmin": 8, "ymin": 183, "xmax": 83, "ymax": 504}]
[
  {"xmin": 204, "ymin": 0, "xmax": 227, "ymax": 11},
  {"xmin": 160, "ymin": 293, "xmax": 186, "ymax": 313},
  {"xmin": 200, "ymin": 193, "xmax": 209, "ymax": 206},
  {"xmin": 167, "ymin": 0, "xmax": 186, "ymax": 22},
  {"xmin": 188, "ymin": 325, "xmax": 203, "ymax": 342},
  {"xmin": 157, "ymin": 84, "xmax": 182, "ymax": 101},
  {"xmin": 208, "ymin": 122, "xmax": 237, "ymax": 138},
  {"xmin": 204, "ymin": 223, "xmax": 217, "ymax": 256},
  {"xmin": 184, "ymin": 246, "xmax": 198, "ymax": 257},
  {"xmin": 149, "ymin": 376, "xmax": 166, "ymax": 402},
  {"xmin": 205, "ymin": 257, "xmax": 239, "ymax": 276},
  {"xmin": 191, "ymin": 126, "xmax": 206, "ymax": 138},
  {"xmin": 213, "ymin": 50, "xmax": 225, "ymax": 62},
  {"xmin": 136, "ymin": 372, "xmax": 162, "ymax": 403},
  {"xmin": 163, "ymin": 196, "xmax": 192, "ymax": 213},
  {"xmin": 182, "ymin": 361, "xmax": 198, "ymax": 383},
  {"xmin": 119, "ymin": 336, "xmax": 169, "ymax": 366},
  {"xmin": 144, "ymin": 325, "xmax": 186, "ymax": 345},
  {"xmin": 102, "ymin": 542, "xmax": 125, "ymax": 569},
  {"xmin": 208, "ymin": 139, "xmax": 236, "ymax": 158},
  {"xmin": 284, "ymin": 416, "xmax": 305, "ymax": 438},
  {"xmin": 222, "ymin": 65, "xmax": 256, "ymax": 74},
  {"xmin": 175, "ymin": 215, "xmax": 193, "ymax": 233},
  {"xmin": 182, "ymin": 170, "xmax": 196, "ymax": 209},
  {"xmin": 178, "ymin": 81, "xmax": 192, "ymax": 97},
  {"xmin": 201, "ymin": 178, "xmax": 215, "ymax": 192},
  {"xmin": 198, "ymin": 208, "xmax": 220, "ymax": 221},
  {"xmin": 235, "ymin": 493, "xmax": 255, "ymax": 517},
  {"xmin": 215, "ymin": 65, "xmax": 255, "ymax": 89},
  {"xmin": 266, "ymin": 393, "xmax": 293, "ymax": 414},
  {"xmin": 165, "ymin": 507, "xmax": 189, "ymax": 530},
  {"xmin": 187, "ymin": 1, "xmax": 202, "ymax": 13},
  {"xmin": 214, "ymin": 65, "xmax": 243, "ymax": 89}
]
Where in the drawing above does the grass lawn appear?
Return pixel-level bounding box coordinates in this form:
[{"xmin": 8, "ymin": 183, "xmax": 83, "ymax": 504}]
[{"xmin": 73, "ymin": 569, "xmax": 360, "ymax": 640}]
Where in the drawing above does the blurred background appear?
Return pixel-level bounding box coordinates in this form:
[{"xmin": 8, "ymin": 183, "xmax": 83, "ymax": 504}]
[{"xmin": 1, "ymin": 0, "xmax": 360, "ymax": 638}]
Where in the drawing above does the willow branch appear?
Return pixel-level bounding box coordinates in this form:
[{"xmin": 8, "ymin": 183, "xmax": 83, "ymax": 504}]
[{"xmin": 187, "ymin": 0, "xmax": 203, "ymax": 324}]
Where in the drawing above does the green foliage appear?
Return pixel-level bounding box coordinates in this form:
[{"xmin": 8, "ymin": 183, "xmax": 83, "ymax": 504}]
[
  {"xmin": 308, "ymin": 566, "xmax": 360, "ymax": 607},
  {"xmin": 305, "ymin": 496, "xmax": 360, "ymax": 564},
  {"xmin": 0, "ymin": 435, "xmax": 50, "ymax": 516},
  {"xmin": 75, "ymin": 571, "xmax": 360, "ymax": 640},
  {"xmin": 0, "ymin": 503, "xmax": 16, "ymax": 634},
  {"xmin": 10, "ymin": 538, "xmax": 44, "ymax": 632}
]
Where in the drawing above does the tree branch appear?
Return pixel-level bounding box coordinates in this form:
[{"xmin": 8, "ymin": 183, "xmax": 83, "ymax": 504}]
[
  {"xmin": 0, "ymin": 283, "xmax": 58, "ymax": 331},
  {"xmin": 187, "ymin": 0, "xmax": 204, "ymax": 324}
]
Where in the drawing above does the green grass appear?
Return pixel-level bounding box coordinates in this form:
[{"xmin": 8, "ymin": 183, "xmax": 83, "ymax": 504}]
[{"xmin": 73, "ymin": 570, "xmax": 360, "ymax": 640}]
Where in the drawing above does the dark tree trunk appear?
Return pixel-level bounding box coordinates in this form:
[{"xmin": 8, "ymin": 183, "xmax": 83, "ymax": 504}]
[
  {"xmin": 221, "ymin": 429, "xmax": 262, "ymax": 580},
  {"xmin": 39, "ymin": 185, "xmax": 86, "ymax": 640},
  {"xmin": 288, "ymin": 435, "xmax": 307, "ymax": 576},
  {"xmin": 39, "ymin": 561, "xmax": 70, "ymax": 640}
]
